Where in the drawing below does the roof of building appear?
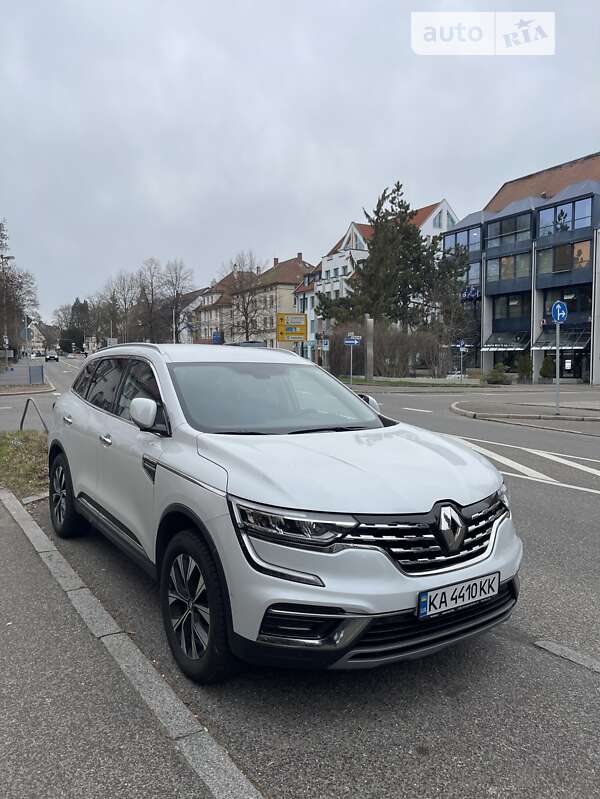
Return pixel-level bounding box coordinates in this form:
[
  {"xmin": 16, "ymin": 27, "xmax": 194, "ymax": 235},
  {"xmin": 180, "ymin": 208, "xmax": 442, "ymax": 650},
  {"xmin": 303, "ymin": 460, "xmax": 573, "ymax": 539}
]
[
  {"xmin": 484, "ymin": 151, "xmax": 600, "ymax": 212},
  {"xmin": 326, "ymin": 201, "xmax": 443, "ymax": 256},
  {"xmin": 255, "ymin": 255, "xmax": 314, "ymax": 289}
]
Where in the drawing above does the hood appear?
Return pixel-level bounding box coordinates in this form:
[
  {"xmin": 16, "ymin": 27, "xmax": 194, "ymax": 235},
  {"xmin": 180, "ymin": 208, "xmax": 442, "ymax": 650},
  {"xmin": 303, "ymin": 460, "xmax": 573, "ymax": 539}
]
[{"xmin": 196, "ymin": 423, "xmax": 501, "ymax": 515}]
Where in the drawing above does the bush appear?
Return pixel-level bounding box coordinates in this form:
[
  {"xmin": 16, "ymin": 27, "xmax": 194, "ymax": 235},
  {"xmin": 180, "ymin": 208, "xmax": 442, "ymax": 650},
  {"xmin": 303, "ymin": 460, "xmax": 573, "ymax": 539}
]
[
  {"xmin": 540, "ymin": 355, "xmax": 555, "ymax": 380},
  {"xmin": 517, "ymin": 353, "xmax": 532, "ymax": 382},
  {"xmin": 485, "ymin": 363, "xmax": 511, "ymax": 385}
]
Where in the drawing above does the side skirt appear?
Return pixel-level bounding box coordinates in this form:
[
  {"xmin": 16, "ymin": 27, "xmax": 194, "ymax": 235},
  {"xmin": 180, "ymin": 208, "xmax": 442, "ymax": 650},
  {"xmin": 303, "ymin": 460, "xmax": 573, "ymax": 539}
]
[{"xmin": 76, "ymin": 494, "xmax": 157, "ymax": 581}]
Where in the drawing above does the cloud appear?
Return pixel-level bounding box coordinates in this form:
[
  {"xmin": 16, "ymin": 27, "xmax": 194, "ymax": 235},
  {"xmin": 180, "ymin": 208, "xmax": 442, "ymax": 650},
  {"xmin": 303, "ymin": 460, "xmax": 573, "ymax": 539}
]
[{"xmin": 0, "ymin": 0, "xmax": 598, "ymax": 318}]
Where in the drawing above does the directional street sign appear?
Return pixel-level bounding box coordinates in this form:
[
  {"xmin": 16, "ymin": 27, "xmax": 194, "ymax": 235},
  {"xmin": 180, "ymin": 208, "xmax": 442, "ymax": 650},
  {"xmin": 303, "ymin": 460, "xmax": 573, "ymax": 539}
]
[
  {"xmin": 344, "ymin": 336, "xmax": 362, "ymax": 346},
  {"xmin": 321, "ymin": 338, "xmax": 329, "ymax": 352},
  {"xmin": 277, "ymin": 313, "xmax": 307, "ymax": 342},
  {"xmin": 551, "ymin": 300, "xmax": 568, "ymax": 324}
]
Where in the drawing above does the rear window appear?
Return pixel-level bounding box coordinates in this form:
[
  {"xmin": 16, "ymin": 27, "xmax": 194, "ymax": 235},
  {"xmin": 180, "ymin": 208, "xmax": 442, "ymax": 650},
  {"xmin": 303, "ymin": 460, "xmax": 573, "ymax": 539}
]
[
  {"xmin": 72, "ymin": 360, "xmax": 98, "ymax": 399},
  {"xmin": 86, "ymin": 358, "xmax": 127, "ymax": 412}
]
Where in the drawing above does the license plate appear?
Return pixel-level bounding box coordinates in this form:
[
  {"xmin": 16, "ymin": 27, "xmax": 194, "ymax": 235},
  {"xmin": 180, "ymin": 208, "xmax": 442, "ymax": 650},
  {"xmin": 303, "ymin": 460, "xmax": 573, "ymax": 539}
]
[{"xmin": 417, "ymin": 572, "xmax": 500, "ymax": 619}]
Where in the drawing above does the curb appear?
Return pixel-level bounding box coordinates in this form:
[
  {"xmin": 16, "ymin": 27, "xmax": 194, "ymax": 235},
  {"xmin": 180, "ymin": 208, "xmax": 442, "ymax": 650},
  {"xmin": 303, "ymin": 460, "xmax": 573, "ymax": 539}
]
[
  {"xmin": 0, "ymin": 381, "xmax": 55, "ymax": 397},
  {"xmin": 450, "ymin": 400, "xmax": 600, "ymax": 423}
]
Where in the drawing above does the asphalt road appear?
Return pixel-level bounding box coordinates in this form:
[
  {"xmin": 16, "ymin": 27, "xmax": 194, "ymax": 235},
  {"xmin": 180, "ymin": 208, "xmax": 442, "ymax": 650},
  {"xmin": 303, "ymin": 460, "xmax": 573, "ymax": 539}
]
[{"xmin": 5, "ymin": 359, "xmax": 600, "ymax": 797}]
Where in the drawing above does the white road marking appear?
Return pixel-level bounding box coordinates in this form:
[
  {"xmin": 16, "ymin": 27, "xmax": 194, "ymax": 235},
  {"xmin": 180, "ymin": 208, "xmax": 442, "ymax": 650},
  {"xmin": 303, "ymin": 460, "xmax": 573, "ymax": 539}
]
[
  {"xmin": 500, "ymin": 471, "xmax": 600, "ymax": 497},
  {"xmin": 520, "ymin": 448, "xmax": 600, "ymax": 480},
  {"xmin": 459, "ymin": 439, "xmax": 556, "ymax": 482},
  {"xmin": 536, "ymin": 641, "xmax": 600, "ymax": 675},
  {"xmin": 457, "ymin": 435, "xmax": 600, "ymax": 465},
  {"xmin": 401, "ymin": 407, "xmax": 432, "ymax": 413}
]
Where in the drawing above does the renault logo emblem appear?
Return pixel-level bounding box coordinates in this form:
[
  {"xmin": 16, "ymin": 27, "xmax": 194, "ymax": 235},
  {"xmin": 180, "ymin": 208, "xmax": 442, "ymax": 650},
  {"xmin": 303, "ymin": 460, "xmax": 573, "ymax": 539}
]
[{"xmin": 438, "ymin": 506, "xmax": 467, "ymax": 553}]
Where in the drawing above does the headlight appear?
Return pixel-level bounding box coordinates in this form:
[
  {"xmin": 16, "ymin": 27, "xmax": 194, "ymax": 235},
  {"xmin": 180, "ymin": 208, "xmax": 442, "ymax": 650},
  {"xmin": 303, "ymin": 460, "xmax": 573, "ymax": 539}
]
[
  {"xmin": 498, "ymin": 482, "xmax": 510, "ymax": 510},
  {"xmin": 230, "ymin": 498, "xmax": 357, "ymax": 547}
]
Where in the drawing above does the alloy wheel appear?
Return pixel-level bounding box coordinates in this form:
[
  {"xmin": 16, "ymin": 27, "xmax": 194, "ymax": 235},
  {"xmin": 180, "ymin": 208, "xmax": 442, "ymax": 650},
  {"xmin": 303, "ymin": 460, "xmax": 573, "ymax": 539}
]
[
  {"xmin": 168, "ymin": 553, "xmax": 211, "ymax": 659},
  {"xmin": 52, "ymin": 465, "xmax": 68, "ymax": 526}
]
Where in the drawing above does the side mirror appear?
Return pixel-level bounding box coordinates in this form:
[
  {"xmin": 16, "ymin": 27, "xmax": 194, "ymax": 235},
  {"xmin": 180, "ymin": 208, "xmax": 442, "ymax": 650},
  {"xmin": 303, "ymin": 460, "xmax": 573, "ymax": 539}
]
[
  {"xmin": 130, "ymin": 397, "xmax": 158, "ymax": 430},
  {"xmin": 357, "ymin": 393, "xmax": 380, "ymax": 414}
]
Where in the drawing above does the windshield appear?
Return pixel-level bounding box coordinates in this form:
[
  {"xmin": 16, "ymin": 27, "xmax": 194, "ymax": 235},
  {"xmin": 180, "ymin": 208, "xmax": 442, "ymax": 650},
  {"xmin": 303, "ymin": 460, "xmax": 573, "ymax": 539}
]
[{"xmin": 168, "ymin": 361, "xmax": 384, "ymax": 435}]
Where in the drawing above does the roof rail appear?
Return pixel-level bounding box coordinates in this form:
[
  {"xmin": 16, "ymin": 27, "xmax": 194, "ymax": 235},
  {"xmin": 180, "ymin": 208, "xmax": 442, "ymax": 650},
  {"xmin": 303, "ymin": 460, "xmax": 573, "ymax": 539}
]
[{"xmin": 96, "ymin": 342, "xmax": 163, "ymax": 353}]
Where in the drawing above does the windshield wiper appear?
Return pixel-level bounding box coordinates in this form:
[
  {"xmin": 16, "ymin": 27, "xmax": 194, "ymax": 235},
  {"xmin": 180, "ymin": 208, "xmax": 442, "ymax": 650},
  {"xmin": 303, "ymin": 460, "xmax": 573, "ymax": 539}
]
[{"xmin": 288, "ymin": 426, "xmax": 369, "ymax": 435}]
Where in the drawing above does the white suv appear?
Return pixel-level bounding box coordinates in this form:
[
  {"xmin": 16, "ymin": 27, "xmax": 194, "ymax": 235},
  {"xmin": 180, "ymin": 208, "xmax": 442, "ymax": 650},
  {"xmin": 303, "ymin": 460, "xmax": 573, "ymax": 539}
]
[{"xmin": 48, "ymin": 344, "xmax": 522, "ymax": 683}]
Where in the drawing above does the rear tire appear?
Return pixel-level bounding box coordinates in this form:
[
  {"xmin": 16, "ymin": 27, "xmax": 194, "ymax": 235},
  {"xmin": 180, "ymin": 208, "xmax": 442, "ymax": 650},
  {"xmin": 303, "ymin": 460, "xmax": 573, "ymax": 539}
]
[
  {"xmin": 160, "ymin": 529, "xmax": 238, "ymax": 684},
  {"xmin": 49, "ymin": 453, "xmax": 87, "ymax": 538}
]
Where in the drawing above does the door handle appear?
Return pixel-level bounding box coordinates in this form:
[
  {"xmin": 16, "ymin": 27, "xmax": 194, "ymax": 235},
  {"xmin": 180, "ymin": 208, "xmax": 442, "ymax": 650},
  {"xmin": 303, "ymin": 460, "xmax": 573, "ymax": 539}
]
[
  {"xmin": 63, "ymin": 415, "xmax": 73, "ymax": 425},
  {"xmin": 99, "ymin": 434, "xmax": 112, "ymax": 446}
]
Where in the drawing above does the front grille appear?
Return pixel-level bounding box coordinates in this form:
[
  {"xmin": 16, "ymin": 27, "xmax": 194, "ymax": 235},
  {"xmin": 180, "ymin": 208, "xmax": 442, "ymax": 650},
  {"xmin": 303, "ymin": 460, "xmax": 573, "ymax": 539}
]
[
  {"xmin": 345, "ymin": 494, "xmax": 507, "ymax": 575},
  {"xmin": 347, "ymin": 580, "xmax": 516, "ymax": 663}
]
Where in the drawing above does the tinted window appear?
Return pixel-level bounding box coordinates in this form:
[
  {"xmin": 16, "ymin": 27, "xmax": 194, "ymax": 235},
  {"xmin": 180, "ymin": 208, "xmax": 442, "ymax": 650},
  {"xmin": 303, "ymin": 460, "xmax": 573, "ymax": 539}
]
[
  {"xmin": 554, "ymin": 244, "xmax": 571, "ymax": 272},
  {"xmin": 168, "ymin": 361, "xmax": 383, "ymax": 435},
  {"xmin": 574, "ymin": 198, "xmax": 592, "ymax": 229},
  {"xmin": 487, "ymin": 258, "xmax": 500, "ymax": 282},
  {"xmin": 573, "ymin": 240, "xmax": 591, "ymax": 269},
  {"xmin": 116, "ymin": 359, "xmax": 168, "ymax": 430},
  {"xmin": 537, "ymin": 249, "xmax": 552, "ymax": 273},
  {"xmin": 538, "ymin": 208, "xmax": 554, "ymax": 237},
  {"xmin": 87, "ymin": 359, "xmax": 127, "ymax": 412},
  {"xmin": 72, "ymin": 360, "xmax": 98, "ymax": 399},
  {"xmin": 515, "ymin": 252, "xmax": 531, "ymax": 278}
]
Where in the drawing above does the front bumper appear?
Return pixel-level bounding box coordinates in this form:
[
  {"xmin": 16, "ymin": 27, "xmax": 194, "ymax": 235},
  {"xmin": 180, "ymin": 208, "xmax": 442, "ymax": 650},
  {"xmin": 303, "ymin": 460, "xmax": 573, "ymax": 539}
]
[
  {"xmin": 231, "ymin": 576, "xmax": 519, "ymax": 669},
  {"xmin": 222, "ymin": 512, "xmax": 522, "ymax": 670}
]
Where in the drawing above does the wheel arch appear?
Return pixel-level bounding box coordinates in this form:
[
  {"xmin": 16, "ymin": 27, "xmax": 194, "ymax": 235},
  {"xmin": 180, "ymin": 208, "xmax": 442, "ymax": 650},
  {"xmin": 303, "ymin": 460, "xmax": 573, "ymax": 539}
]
[
  {"xmin": 155, "ymin": 504, "xmax": 234, "ymax": 635},
  {"xmin": 48, "ymin": 439, "xmax": 65, "ymax": 468}
]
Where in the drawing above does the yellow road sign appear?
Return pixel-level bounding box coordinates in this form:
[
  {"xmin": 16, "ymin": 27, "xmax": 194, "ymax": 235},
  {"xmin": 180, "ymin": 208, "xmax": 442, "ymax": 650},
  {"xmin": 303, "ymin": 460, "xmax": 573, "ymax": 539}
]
[{"xmin": 277, "ymin": 312, "xmax": 307, "ymax": 342}]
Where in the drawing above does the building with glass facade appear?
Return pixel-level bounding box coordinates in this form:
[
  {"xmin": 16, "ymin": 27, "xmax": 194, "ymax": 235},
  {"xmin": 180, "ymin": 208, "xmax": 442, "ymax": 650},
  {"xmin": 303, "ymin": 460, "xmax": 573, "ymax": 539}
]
[{"xmin": 444, "ymin": 153, "xmax": 600, "ymax": 384}]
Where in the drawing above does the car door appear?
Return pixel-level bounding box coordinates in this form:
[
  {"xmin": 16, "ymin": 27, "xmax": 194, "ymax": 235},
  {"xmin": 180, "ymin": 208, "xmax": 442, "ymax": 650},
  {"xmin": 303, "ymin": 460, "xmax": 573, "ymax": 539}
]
[
  {"xmin": 57, "ymin": 358, "xmax": 104, "ymax": 502},
  {"xmin": 96, "ymin": 357, "xmax": 168, "ymax": 559}
]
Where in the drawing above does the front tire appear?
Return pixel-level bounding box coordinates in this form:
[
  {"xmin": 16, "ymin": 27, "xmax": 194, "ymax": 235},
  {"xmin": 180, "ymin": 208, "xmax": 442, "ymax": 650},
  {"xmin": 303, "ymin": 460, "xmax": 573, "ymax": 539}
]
[
  {"xmin": 160, "ymin": 529, "xmax": 238, "ymax": 683},
  {"xmin": 49, "ymin": 453, "xmax": 86, "ymax": 538}
]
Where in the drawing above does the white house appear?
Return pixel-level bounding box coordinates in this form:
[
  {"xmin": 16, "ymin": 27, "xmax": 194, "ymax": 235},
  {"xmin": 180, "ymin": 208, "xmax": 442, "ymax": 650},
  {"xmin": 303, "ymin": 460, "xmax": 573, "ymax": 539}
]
[{"xmin": 295, "ymin": 200, "xmax": 459, "ymax": 361}]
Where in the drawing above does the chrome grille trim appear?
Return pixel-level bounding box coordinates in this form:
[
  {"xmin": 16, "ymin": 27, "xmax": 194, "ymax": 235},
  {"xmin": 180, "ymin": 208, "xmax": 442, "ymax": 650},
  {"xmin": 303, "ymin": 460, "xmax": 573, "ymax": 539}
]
[{"xmin": 344, "ymin": 494, "xmax": 509, "ymax": 577}]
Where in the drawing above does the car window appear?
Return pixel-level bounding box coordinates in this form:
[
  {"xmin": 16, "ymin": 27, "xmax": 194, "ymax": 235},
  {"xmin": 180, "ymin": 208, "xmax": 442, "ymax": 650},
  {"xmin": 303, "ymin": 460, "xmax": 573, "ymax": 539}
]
[
  {"xmin": 115, "ymin": 359, "xmax": 168, "ymax": 430},
  {"xmin": 87, "ymin": 358, "xmax": 127, "ymax": 412},
  {"xmin": 72, "ymin": 360, "xmax": 98, "ymax": 398}
]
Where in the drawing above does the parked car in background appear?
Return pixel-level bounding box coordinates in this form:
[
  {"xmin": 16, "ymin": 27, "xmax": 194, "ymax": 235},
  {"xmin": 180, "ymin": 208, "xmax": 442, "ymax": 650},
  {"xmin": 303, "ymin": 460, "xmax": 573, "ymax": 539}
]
[
  {"xmin": 45, "ymin": 349, "xmax": 59, "ymax": 362},
  {"xmin": 48, "ymin": 343, "xmax": 522, "ymax": 684}
]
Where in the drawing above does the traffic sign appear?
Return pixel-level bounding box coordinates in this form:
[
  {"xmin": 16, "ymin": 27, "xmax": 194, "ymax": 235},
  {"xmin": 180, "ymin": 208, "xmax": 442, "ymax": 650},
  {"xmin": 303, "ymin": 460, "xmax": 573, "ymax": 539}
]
[
  {"xmin": 277, "ymin": 313, "xmax": 307, "ymax": 342},
  {"xmin": 344, "ymin": 336, "xmax": 362, "ymax": 346},
  {"xmin": 2, "ymin": 334, "xmax": 8, "ymax": 349},
  {"xmin": 322, "ymin": 337, "xmax": 329, "ymax": 352},
  {"xmin": 551, "ymin": 300, "xmax": 568, "ymax": 324}
]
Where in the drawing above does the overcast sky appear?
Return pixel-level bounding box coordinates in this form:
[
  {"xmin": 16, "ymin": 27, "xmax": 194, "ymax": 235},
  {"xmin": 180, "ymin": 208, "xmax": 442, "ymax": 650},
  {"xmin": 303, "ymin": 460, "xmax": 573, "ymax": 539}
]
[{"xmin": 1, "ymin": 0, "xmax": 599, "ymax": 319}]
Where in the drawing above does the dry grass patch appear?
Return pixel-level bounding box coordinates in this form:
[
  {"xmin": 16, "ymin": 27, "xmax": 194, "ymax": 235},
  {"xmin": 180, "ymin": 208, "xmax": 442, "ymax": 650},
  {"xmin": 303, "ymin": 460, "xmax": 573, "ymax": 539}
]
[{"xmin": 0, "ymin": 431, "xmax": 48, "ymax": 499}]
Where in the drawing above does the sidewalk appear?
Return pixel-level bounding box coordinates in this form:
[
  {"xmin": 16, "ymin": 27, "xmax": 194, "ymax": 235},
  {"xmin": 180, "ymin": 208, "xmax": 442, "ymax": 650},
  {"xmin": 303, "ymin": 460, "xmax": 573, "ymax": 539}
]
[
  {"xmin": 0, "ymin": 500, "xmax": 209, "ymax": 799},
  {"xmin": 451, "ymin": 396, "xmax": 600, "ymax": 435}
]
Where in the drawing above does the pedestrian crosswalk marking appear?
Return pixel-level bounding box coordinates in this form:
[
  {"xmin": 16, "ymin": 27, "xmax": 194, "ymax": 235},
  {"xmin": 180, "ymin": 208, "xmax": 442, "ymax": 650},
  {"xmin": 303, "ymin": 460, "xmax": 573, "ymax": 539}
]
[
  {"xmin": 500, "ymin": 471, "xmax": 600, "ymax": 497},
  {"xmin": 458, "ymin": 435, "xmax": 600, "ymax": 465},
  {"xmin": 459, "ymin": 439, "xmax": 557, "ymax": 482},
  {"xmin": 521, "ymin": 448, "xmax": 600, "ymax": 480}
]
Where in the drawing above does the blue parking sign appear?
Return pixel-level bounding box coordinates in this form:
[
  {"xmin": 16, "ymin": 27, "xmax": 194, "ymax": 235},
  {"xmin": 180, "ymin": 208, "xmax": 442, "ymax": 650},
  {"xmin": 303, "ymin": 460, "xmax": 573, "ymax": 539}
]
[{"xmin": 551, "ymin": 300, "xmax": 568, "ymax": 324}]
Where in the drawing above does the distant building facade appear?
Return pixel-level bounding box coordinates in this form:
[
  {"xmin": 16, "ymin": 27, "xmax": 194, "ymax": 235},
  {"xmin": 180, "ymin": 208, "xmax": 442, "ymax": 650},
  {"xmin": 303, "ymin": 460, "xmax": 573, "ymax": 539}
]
[{"xmin": 444, "ymin": 152, "xmax": 600, "ymax": 384}]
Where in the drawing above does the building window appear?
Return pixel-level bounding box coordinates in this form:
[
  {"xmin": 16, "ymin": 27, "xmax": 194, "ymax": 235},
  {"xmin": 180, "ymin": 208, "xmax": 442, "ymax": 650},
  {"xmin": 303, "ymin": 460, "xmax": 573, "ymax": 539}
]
[
  {"xmin": 467, "ymin": 262, "xmax": 481, "ymax": 286},
  {"xmin": 494, "ymin": 293, "xmax": 530, "ymax": 320},
  {"xmin": 487, "ymin": 258, "xmax": 500, "ymax": 282},
  {"xmin": 500, "ymin": 256, "xmax": 513, "ymax": 281},
  {"xmin": 342, "ymin": 265, "xmax": 348, "ymax": 275},
  {"xmin": 573, "ymin": 240, "xmax": 591, "ymax": 268},
  {"xmin": 333, "ymin": 267, "xmax": 339, "ymax": 277},
  {"xmin": 324, "ymin": 270, "xmax": 330, "ymax": 280},
  {"xmin": 538, "ymin": 198, "xmax": 592, "ymax": 237},
  {"xmin": 433, "ymin": 210, "xmax": 443, "ymax": 228},
  {"xmin": 537, "ymin": 240, "xmax": 592, "ymax": 274},
  {"xmin": 544, "ymin": 285, "xmax": 592, "ymax": 316},
  {"xmin": 334, "ymin": 290, "xmax": 340, "ymax": 299},
  {"xmin": 574, "ymin": 197, "xmax": 592, "ymax": 229},
  {"xmin": 444, "ymin": 226, "xmax": 481, "ymax": 254},
  {"xmin": 447, "ymin": 211, "xmax": 456, "ymax": 228},
  {"xmin": 487, "ymin": 214, "xmax": 531, "ymax": 248},
  {"xmin": 515, "ymin": 252, "xmax": 531, "ymax": 278}
]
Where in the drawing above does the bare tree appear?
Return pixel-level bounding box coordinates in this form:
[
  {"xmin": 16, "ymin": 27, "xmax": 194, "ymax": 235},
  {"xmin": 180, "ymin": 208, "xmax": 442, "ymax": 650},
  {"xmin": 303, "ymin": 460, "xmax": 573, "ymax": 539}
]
[
  {"xmin": 112, "ymin": 270, "xmax": 138, "ymax": 343},
  {"xmin": 227, "ymin": 250, "xmax": 265, "ymax": 342},
  {"xmin": 138, "ymin": 257, "xmax": 165, "ymax": 342},
  {"xmin": 162, "ymin": 258, "xmax": 194, "ymax": 343}
]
